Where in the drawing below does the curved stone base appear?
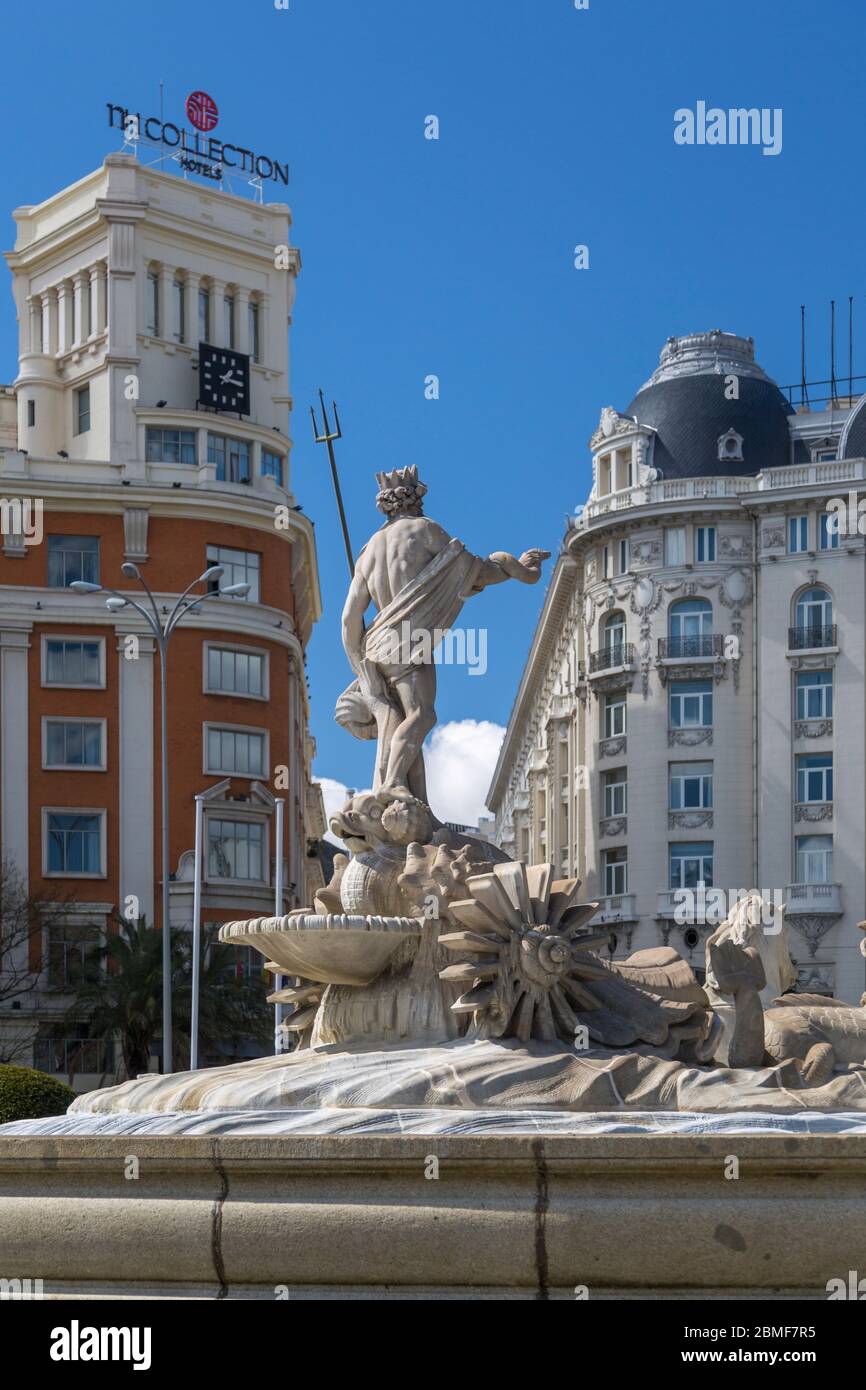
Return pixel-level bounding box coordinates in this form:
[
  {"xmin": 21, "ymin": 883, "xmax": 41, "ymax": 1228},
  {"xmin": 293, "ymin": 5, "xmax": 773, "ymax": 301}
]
[{"xmin": 1, "ymin": 1131, "xmax": 865, "ymax": 1298}]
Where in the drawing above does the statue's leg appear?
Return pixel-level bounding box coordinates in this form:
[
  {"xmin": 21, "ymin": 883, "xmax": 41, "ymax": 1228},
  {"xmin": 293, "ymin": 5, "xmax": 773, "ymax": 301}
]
[{"xmin": 384, "ymin": 665, "xmax": 437, "ymax": 799}]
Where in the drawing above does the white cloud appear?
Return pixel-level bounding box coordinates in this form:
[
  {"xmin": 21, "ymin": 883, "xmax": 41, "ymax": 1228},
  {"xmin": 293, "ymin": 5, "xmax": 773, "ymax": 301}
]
[
  {"xmin": 424, "ymin": 719, "xmax": 505, "ymax": 827},
  {"xmin": 315, "ymin": 718, "xmax": 504, "ymax": 839}
]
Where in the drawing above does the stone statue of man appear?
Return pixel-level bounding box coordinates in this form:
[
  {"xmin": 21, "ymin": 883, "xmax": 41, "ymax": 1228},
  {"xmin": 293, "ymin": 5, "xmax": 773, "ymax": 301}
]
[{"xmin": 336, "ymin": 465, "xmax": 549, "ymax": 804}]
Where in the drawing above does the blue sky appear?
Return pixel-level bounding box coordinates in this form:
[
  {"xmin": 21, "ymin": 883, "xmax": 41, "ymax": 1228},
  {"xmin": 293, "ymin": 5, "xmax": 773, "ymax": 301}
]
[{"xmin": 1, "ymin": 0, "xmax": 864, "ymax": 805}]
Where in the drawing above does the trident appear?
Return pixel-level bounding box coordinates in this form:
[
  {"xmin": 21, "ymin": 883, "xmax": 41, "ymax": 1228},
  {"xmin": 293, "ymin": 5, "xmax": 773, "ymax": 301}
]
[{"xmin": 311, "ymin": 388, "xmax": 355, "ymax": 580}]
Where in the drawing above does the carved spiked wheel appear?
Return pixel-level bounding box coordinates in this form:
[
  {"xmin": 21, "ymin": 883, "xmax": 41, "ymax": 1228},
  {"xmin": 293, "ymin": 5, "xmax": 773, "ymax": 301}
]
[{"xmin": 437, "ymin": 862, "xmax": 605, "ymax": 1043}]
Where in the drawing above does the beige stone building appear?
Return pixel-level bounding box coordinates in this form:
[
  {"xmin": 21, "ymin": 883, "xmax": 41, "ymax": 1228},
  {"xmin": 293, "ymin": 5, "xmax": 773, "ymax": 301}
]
[{"xmin": 488, "ymin": 330, "xmax": 866, "ymax": 1002}]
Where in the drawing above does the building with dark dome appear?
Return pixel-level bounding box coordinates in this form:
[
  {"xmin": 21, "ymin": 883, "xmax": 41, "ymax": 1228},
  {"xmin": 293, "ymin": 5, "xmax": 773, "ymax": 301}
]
[{"xmin": 488, "ymin": 331, "xmax": 866, "ymax": 1003}]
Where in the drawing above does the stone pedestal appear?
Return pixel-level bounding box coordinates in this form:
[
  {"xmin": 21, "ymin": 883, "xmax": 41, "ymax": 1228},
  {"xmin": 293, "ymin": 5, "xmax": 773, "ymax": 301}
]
[{"xmin": 1, "ymin": 1130, "xmax": 864, "ymax": 1298}]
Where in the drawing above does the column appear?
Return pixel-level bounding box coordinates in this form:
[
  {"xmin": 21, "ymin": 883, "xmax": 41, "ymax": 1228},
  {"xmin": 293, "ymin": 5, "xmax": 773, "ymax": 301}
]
[
  {"xmin": 210, "ymin": 278, "xmax": 226, "ymax": 346},
  {"xmin": 185, "ymin": 270, "xmax": 201, "ymax": 345},
  {"xmin": 72, "ymin": 271, "xmax": 88, "ymax": 347},
  {"xmin": 43, "ymin": 288, "xmax": 57, "ymax": 356},
  {"xmin": 117, "ymin": 630, "xmax": 155, "ymax": 926},
  {"xmin": 95, "ymin": 262, "xmax": 108, "ymax": 334},
  {"xmin": 56, "ymin": 281, "xmax": 73, "ymax": 353},
  {"xmin": 0, "ymin": 628, "xmax": 31, "ymax": 882},
  {"xmin": 88, "ymin": 265, "xmax": 101, "ymax": 338},
  {"xmin": 236, "ymin": 286, "xmax": 250, "ymax": 355},
  {"xmin": 25, "ymin": 295, "xmax": 39, "ymax": 354},
  {"xmin": 158, "ymin": 265, "xmax": 174, "ymax": 343}
]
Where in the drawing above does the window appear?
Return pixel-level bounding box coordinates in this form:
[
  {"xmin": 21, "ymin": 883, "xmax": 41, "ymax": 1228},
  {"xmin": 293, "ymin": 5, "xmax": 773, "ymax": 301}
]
[
  {"xmin": 208, "ymin": 433, "xmax": 250, "ymax": 483},
  {"xmin": 146, "ymin": 271, "xmax": 159, "ymax": 336},
  {"xmin": 75, "ymin": 385, "xmax": 90, "ymax": 435},
  {"xmin": 205, "ymin": 725, "xmax": 266, "ymax": 777},
  {"xmin": 670, "ymin": 679, "xmax": 712, "ymax": 729},
  {"xmin": 208, "ymin": 817, "xmax": 264, "ymax": 881},
  {"xmin": 670, "ymin": 841, "xmax": 713, "ymax": 889},
  {"xmin": 47, "ymin": 921, "xmax": 101, "ymax": 990},
  {"xmin": 43, "ymin": 638, "xmax": 104, "ymax": 687},
  {"xmin": 44, "ymin": 719, "xmax": 105, "ymax": 770},
  {"xmin": 249, "ymin": 299, "xmax": 260, "ymax": 362},
  {"xmin": 198, "ymin": 287, "xmax": 210, "ymax": 341},
  {"xmin": 145, "ymin": 427, "xmax": 197, "ymax": 464},
  {"xmin": 205, "ymin": 645, "xmax": 266, "ymax": 698},
  {"xmin": 668, "ymin": 598, "xmax": 712, "ymax": 656},
  {"xmin": 172, "ymin": 277, "xmax": 185, "ymax": 343},
  {"xmin": 34, "ymin": 1031, "xmax": 114, "ymax": 1076},
  {"xmin": 695, "ymin": 526, "xmax": 716, "ymax": 563},
  {"xmin": 819, "ymin": 512, "xmax": 840, "ymax": 551},
  {"xmin": 670, "ymin": 761, "xmax": 713, "ymax": 810},
  {"xmin": 796, "ymin": 753, "xmax": 833, "ymax": 804},
  {"xmin": 261, "ymin": 449, "xmax": 284, "ymax": 486},
  {"xmin": 602, "ymin": 544, "xmax": 611, "ymax": 579},
  {"xmin": 206, "ymin": 544, "xmax": 260, "ymax": 602},
  {"xmin": 603, "ymin": 694, "xmax": 626, "ymax": 739},
  {"xmin": 788, "ymin": 515, "xmax": 808, "ymax": 553},
  {"xmin": 603, "ymin": 847, "xmax": 627, "ymax": 896},
  {"xmin": 602, "ymin": 611, "xmax": 626, "ymax": 662},
  {"xmin": 603, "ymin": 768, "xmax": 627, "ymax": 818},
  {"xmin": 796, "ymin": 670, "xmax": 833, "ymax": 720},
  {"xmin": 27, "ymin": 399, "xmax": 35, "ymax": 427},
  {"xmin": 794, "ymin": 586, "xmax": 832, "ymax": 635},
  {"xmin": 815, "ymin": 448, "xmax": 837, "ymax": 463},
  {"xmin": 46, "ymin": 811, "xmax": 104, "ymax": 876},
  {"xmin": 47, "ymin": 535, "xmax": 99, "ymax": 588},
  {"xmin": 223, "ymin": 294, "xmax": 235, "ymax": 348},
  {"xmin": 665, "ymin": 527, "xmax": 686, "ymax": 565},
  {"xmin": 796, "ymin": 834, "xmax": 833, "ymax": 884},
  {"xmin": 618, "ymin": 537, "xmax": 629, "ymax": 574}
]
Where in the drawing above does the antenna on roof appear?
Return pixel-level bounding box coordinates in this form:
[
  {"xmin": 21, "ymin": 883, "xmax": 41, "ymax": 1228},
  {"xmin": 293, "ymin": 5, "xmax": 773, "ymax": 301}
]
[
  {"xmin": 800, "ymin": 305, "xmax": 808, "ymax": 408},
  {"xmin": 849, "ymin": 295, "xmax": 854, "ymax": 402},
  {"xmin": 830, "ymin": 299, "xmax": 838, "ymax": 404}
]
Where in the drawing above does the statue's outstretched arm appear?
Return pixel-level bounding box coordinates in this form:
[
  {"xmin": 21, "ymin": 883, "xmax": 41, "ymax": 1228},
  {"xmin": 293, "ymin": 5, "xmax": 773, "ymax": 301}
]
[
  {"xmin": 468, "ymin": 547, "xmax": 550, "ymax": 593},
  {"xmin": 342, "ymin": 570, "xmax": 371, "ymax": 674}
]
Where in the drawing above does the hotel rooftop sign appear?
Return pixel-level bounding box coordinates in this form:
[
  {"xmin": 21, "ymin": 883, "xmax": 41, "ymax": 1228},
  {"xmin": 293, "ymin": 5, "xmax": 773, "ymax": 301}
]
[{"xmin": 107, "ymin": 93, "xmax": 288, "ymax": 191}]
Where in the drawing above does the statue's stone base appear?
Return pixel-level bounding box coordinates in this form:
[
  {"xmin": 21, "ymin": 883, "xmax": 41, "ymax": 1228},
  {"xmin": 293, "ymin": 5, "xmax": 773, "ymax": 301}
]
[{"xmin": 0, "ymin": 1130, "xmax": 865, "ymax": 1298}]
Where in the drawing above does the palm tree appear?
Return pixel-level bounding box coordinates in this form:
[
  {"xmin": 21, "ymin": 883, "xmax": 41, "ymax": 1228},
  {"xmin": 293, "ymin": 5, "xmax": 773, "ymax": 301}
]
[{"xmin": 70, "ymin": 916, "xmax": 272, "ymax": 1079}]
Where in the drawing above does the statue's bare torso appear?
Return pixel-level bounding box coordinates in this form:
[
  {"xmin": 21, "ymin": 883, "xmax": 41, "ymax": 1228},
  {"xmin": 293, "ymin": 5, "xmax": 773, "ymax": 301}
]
[{"xmin": 356, "ymin": 516, "xmax": 452, "ymax": 612}]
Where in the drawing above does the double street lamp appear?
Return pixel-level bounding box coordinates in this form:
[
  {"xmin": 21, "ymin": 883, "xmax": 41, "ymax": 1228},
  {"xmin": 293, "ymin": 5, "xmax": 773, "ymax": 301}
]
[{"xmin": 70, "ymin": 561, "xmax": 250, "ymax": 1072}]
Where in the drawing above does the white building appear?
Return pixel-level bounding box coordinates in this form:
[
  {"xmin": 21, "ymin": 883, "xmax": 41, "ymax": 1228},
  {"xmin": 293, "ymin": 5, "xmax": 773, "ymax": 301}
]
[{"xmin": 488, "ymin": 330, "xmax": 866, "ymax": 1002}]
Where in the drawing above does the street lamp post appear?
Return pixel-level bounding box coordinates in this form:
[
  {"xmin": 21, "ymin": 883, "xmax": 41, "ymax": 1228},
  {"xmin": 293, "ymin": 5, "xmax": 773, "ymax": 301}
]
[{"xmin": 71, "ymin": 561, "xmax": 250, "ymax": 1072}]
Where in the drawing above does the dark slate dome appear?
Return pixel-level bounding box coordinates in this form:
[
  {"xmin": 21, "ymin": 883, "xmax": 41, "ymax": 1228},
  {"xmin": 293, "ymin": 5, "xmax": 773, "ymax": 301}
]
[
  {"xmin": 623, "ymin": 331, "xmax": 794, "ymax": 481},
  {"xmin": 839, "ymin": 392, "xmax": 866, "ymax": 460}
]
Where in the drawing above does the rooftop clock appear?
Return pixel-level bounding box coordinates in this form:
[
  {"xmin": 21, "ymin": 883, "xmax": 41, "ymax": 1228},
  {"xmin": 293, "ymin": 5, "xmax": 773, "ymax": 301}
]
[{"xmin": 198, "ymin": 342, "xmax": 250, "ymax": 417}]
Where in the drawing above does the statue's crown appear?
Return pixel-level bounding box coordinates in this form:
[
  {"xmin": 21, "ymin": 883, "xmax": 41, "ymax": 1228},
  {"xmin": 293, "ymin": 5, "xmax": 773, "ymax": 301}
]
[{"xmin": 375, "ymin": 465, "xmax": 421, "ymax": 492}]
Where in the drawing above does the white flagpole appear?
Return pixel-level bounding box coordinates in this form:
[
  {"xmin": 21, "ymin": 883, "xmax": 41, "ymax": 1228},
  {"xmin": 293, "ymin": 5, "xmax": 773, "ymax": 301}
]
[
  {"xmin": 190, "ymin": 794, "xmax": 204, "ymax": 1070},
  {"xmin": 274, "ymin": 798, "xmax": 285, "ymax": 1053}
]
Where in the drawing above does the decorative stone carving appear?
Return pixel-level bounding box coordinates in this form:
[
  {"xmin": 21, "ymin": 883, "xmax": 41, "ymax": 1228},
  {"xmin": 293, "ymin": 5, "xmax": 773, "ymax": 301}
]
[
  {"xmin": 123, "ymin": 508, "xmax": 150, "ymax": 562},
  {"xmin": 668, "ymin": 810, "xmax": 713, "ymax": 830},
  {"xmin": 790, "ymin": 914, "xmax": 838, "ymax": 959},
  {"xmin": 717, "ymin": 427, "xmax": 744, "ymax": 463},
  {"xmin": 719, "ymin": 532, "xmax": 753, "ymax": 560},
  {"xmin": 794, "ymin": 803, "xmax": 833, "ymax": 822},
  {"xmin": 761, "ymin": 525, "xmax": 785, "ymax": 551},
  {"xmin": 631, "ymin": 538, "xmax": 663, "ymax": 569},
  {"xmin": 598, "ymin": 735, "xmax": 626, "ymax": 759},
  {"xmin": 797, "ymin": 965, "xmax": 835, "ymax": 995},
  {"xmin": 668, "ymin": 728, "xmax": 713, "ymax": 747},
  {"xmin": 794, "ymin": 720, "xmax": 833, "ymax": 739},
  {"xmin": 590, "ymin": 671, "xmax": 635, "ymax": 697},
  {"xmin": 657, "ymin": 661, "xmax": 727, "ymax": 686},
  {"xmin": 599, "ymin": 816, "xmax": 627, "ymax": 839}
]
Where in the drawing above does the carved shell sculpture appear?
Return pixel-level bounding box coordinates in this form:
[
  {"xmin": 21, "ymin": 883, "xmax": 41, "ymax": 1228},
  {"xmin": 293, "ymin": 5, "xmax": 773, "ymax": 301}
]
[{"xmin": 437, "ymin": 862, "xmax": 605, "ymax": 1043}]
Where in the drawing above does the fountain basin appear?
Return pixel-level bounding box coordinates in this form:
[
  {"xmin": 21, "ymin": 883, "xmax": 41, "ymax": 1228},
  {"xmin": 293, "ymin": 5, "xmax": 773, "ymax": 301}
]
[{"xmin": 219, "ymin": 912, "xmax": 424, "ymax": 986}]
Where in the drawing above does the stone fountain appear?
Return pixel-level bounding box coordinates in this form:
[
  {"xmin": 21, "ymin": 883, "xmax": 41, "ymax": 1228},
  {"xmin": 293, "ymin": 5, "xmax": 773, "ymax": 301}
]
[{"xmin": 5, "ymin": 464, "xmax": 866, "ymax": 1297}]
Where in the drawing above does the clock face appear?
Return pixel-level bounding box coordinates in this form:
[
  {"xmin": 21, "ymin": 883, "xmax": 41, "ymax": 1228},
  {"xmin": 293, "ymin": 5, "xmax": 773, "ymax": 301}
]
[{"xmin": 198, "ymin": 343, "xmax": 250, "ymax": 416}]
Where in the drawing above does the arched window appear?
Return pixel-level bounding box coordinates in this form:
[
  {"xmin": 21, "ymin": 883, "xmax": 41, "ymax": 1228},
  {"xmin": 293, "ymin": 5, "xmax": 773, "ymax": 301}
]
[
  {"xmin": 602, "ymin": 610, "xmax": 626, "ymax": 660},
  {"xmin": 668, "ymin": 598, "xmax": 712, "ymax": 657},
  {"xmin": 792, "ymin": 587, "xmax": 834, "ymax": 649}
]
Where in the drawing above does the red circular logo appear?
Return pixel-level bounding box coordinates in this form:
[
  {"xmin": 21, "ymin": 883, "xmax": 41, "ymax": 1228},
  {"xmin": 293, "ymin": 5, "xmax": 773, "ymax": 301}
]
[{"xmin": 185, "ymin": 91, "xmax": 219, "ymax": 133}]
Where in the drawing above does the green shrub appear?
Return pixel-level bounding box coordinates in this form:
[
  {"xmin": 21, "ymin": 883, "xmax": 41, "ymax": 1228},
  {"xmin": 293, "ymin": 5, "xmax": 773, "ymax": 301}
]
[{"xmin": 0, "ymin": 1065, "xmax": 76, "ymax": 1124}]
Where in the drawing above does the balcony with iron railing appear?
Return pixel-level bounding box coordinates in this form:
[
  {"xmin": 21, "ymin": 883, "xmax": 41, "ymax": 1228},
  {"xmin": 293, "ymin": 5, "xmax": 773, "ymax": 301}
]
[
  {"xmin": 658, "ymin": 634, "xmax": 724, "ymax": 660},
  {"xmin": 787, "ymin": 625, "xmax": 837, "ymax": 651},
  {"xmin": 589, "ymin": 642, "xmax": 635, "ymax": 674}
]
